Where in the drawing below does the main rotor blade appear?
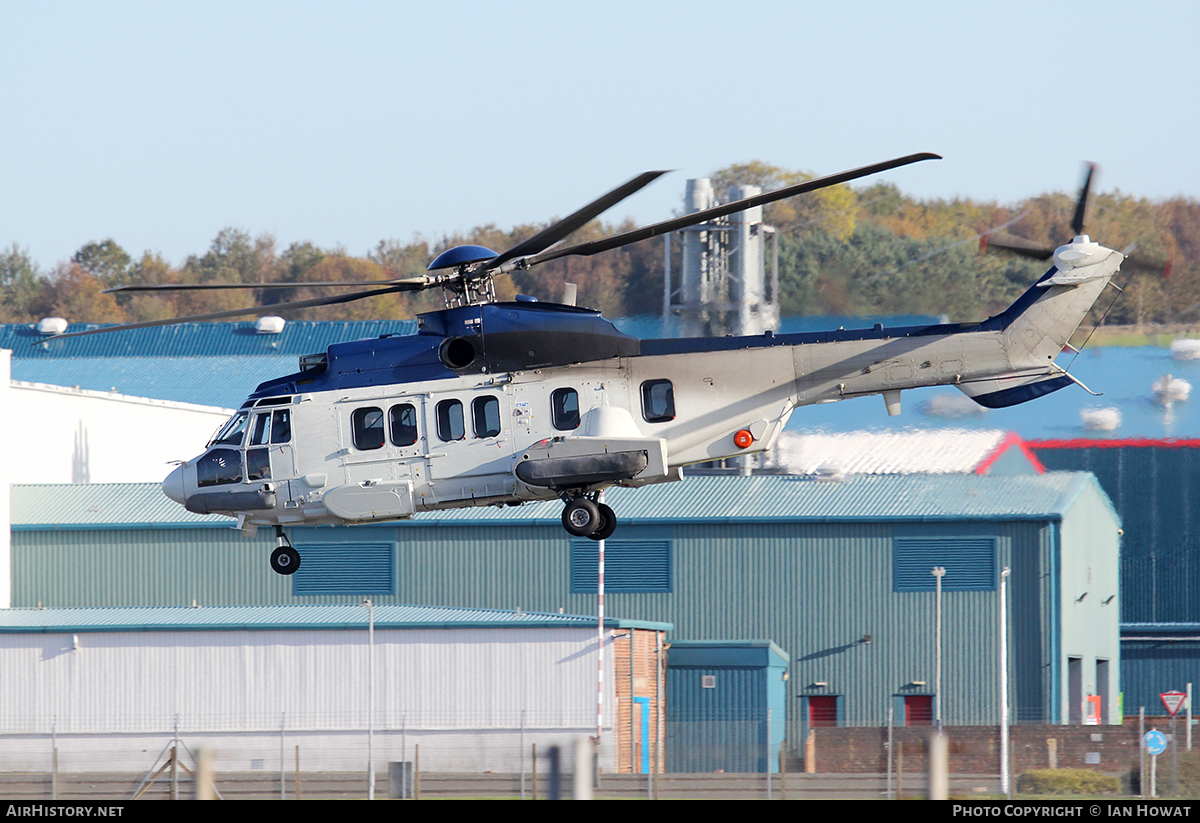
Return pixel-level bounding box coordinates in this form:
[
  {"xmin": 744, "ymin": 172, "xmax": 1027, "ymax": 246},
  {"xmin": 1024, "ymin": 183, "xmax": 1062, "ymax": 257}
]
[
  {"xmin": 523, "ymin": 152, "xmax": 941, "ymax": 266},
  {"xmin": 104, "ymin": 277, "xmax": 431, "ymax": 293},
  {"xmin": 1071, "ymin": 162, "xmax": 1097, "ymax": 236},
  {"xmin": 481, "ymin": 170, "xmax": 670, "ymax": 272},
  {"xmin": 984, "ymin": 235, "xmax": 1056, "ymax": 261},
  {"xmin": 43, "ymin": 284, "xmax": 415, "ymax": 342}
]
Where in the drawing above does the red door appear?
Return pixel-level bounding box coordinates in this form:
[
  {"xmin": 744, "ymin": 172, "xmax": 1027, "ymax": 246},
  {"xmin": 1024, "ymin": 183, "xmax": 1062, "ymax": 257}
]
[
  {"xmin": 809, "ymin": 696, "xmax": 839, "ymax": 727},
  {"xmin": 905, "ymin": 695, "xmax": 933, "ymax": 726}
]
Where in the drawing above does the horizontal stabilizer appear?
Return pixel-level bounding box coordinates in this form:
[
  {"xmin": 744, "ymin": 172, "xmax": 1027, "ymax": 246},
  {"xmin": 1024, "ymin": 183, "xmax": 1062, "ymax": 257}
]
[{"xmin": 957, "ymin": 372, "xmax": 1075, "ymax": 409}]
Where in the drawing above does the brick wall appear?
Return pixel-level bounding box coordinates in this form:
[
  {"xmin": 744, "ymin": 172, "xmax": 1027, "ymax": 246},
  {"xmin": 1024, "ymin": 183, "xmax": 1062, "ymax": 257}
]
[{"xmin": 808, "ymin": 725, "xmax": 1141, "ymax": 775}]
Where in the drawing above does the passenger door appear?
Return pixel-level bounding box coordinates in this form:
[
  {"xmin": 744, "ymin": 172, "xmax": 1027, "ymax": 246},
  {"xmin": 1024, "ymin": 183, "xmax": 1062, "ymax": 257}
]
[{"xmin": 425, "ymin": 387, "xmax": 515, "ymax": 502}]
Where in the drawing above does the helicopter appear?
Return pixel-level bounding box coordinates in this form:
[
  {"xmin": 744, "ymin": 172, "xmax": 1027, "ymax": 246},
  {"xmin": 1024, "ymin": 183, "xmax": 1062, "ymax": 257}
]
[{"xmin": 49, "ymin": 152, "xmax": 1130, "ymax": 575}]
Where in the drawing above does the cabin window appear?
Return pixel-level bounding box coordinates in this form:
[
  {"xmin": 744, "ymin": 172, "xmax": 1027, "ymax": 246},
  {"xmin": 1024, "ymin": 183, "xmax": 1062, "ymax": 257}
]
[
  {"xmin": 197, "ymin": 448, "xmax": 243, "ymax": 487},
  {"xmin": 210, "ymin": 412, "xmax": 250, "ymax": 448},
  {"xmin": 551, "ymin": 388, "xmax": 580, "ymax": 430},
  {"xmin": 389, "ymin": 404, "xmax": 419, "ymax": 447},
  {"xmin": 472, "ymin": 395, "xmax": 501, "ymax": 438},
  {"xmin": 640, "ymin": 379, "xmax": 675, "ymax": 423},
  {"xmin": 352, "ymin": 407, "xmax": 386, "ymax": 451},
  {"xmin": 270, "ymin": 409, "xmax": 291, "ymax": 444},
  {"xmin": 436, "ymin": 399, "xmax": 465, "ymax": 441},
  {"xmin": 246, "ymin": 448, "xmax": 271, "ymax": 481}
]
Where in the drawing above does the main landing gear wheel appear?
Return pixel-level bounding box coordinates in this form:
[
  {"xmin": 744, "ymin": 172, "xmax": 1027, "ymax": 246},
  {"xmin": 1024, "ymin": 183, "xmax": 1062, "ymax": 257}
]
[
  {"xmin": 562, "ymin": 498, "xmax": 601, "ymax": 537},
  {"xmin": 587, "ymin": 503, "xmax": 618, "ymax": 541},
  {"xmin": 270, "ymin": 546, "xmax": 301, "ymax": 575}
]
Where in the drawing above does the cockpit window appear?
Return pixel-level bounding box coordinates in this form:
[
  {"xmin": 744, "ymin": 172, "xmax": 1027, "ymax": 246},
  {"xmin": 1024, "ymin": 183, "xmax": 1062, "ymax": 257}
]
[
  {"xmin": 246, "ymin": 448, "xmax": 270, "ymax": 481},
  {"xmin": 210, "ymin": 412, "xmax": 250, "ymax": 447},
  {"xmin": 641, "ymin": 379, "xmax": 675, "ymax": 423},
  {"xmin": 249, "ymin": 413, "xmax": 271, "ymax": 447},
  {"xmin": 352, "ymin": 407, "xmax": 385, "ymax": 451},
  {"xmin": 270, "ymin": 409, "xmax": 291, "ymax": 444},
  {"xmin": 551, "ymin": 388, "xmax": 580, "ymax": 431},
  {"xmin": 436, "ymin": 399, "xmax": 465, "ymax": 441},
  {"xmin": 197, "ymin": 448, "xmax": 243, "ymax": 487},
  {"xmin": 472, "ymin": 396, "xmax": 501, "ymax": 438}
]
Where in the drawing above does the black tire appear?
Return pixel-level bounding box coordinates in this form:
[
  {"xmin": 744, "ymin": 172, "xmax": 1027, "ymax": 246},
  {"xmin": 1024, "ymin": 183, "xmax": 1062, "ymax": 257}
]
[
  {"xmin": 587, "ymin": 504, "xmax": 617, "ymax": 541},
  {"xmin": 270, "ymin": 546, "xmax": 301, "ymax": 576},
  {"xmin": 561, "ymin": 498, "xmax": 601, "ymax": 537}
]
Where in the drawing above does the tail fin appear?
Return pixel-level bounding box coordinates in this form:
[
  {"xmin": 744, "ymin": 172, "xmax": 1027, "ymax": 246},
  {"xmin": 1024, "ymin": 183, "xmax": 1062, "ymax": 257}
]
[{"xmin": 958, "ymin": 237, "xmax": 1123, "ymax": 408}]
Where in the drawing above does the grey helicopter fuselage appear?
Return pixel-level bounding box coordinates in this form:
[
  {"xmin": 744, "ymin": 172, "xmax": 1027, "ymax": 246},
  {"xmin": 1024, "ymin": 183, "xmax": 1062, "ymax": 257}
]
[{"xmin": 162, "ymin": 235, "xmax": 1124, "ymax": 536}]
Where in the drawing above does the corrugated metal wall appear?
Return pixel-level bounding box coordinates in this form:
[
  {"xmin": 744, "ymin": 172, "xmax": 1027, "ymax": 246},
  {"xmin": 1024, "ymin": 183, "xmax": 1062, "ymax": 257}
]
[
  {"xmin": 14, "ymin": 516, "xmax": 1083, "ymax": 743},
  {"xmin": 1034, "ymin": 445, "xmax": 1200, "ymax": 624},
  {"xmin": 0, "ymin": 625, "xmax": 616, "ymax": 773},
  {"xmin": 1121, "ymin": 637, "xmax": 1200, "ymax": 714}
]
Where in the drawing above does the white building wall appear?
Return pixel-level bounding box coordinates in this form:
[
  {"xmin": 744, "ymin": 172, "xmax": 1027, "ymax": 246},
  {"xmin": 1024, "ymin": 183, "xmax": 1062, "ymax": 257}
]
[
  {"xmin": 0, "ymin": 626, "xmax": 621, "ymax": 773},
  {"xmin": 7, "ymin": 381, "xmax": 232, "ymax": 484},
  {"xmin": 0, "ymin": 351, "xmax": 10, "ymax": 607}
]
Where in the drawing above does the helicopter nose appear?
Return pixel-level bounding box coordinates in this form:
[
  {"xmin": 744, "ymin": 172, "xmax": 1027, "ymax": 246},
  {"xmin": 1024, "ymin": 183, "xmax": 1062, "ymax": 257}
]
[{"xmin": 162, "ymin": 465, "xmax": 187, "ymax": 505}]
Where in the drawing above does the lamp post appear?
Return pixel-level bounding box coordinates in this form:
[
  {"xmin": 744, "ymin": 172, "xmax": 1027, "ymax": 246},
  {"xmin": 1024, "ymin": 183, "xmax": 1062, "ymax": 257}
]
[
  {"xmin": 363, "ymin": 597, "xmax": 375, "ymax": 800},
  {"xmin": 932, "ymin": 566, "xmax": 946, "ymax": 731},
  {"xmin": 1000, "ymin": 566, "xmax": 1011, "ymax": 798}
]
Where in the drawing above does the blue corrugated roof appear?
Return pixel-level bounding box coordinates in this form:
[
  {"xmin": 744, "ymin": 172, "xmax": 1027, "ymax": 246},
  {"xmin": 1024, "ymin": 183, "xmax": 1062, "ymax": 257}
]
[
  {"xmin": 3, "ymin": 320, "xmax": 416, "ymax": 358},
  {"xmin": 3, "ymin": 320, "xmax": 420, "ymax": 407},
  {"xmin": 11, "ymin": 472, "xmax": 1106, "ymax": 530},
  {"xmin": 13, "ymin": 356, "xmax": 289, "ymax": 408},
  {"xmin": 0, "ymin": 603, "xmax": 671, "ymax": 633}
]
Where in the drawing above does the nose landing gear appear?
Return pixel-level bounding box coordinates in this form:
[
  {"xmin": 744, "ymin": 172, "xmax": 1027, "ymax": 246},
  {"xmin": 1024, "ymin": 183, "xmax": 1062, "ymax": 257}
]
[
  {"xmin": 561, "ymin": 495, "xmax": 617, "ymax": 541},
  {"xmin": 270, "ymin": 526, "xmax": 301, "ymax": 575}
]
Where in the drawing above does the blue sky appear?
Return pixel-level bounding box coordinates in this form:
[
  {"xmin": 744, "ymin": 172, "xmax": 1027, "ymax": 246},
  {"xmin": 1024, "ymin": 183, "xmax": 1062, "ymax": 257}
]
[{"xmin": 2, "ymin": 1, "xmax": 1197, "ymax": 270}]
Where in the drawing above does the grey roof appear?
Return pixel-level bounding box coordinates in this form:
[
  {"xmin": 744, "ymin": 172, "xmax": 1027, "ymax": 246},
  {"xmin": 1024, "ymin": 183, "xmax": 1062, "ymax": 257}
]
[
  {"xmin": 11, "ymin": 471, "xmax": 1110, "ymax": 530},
  {"xmin": 0, "ymin": 603, "xmax": 671, "ymax": 633}
]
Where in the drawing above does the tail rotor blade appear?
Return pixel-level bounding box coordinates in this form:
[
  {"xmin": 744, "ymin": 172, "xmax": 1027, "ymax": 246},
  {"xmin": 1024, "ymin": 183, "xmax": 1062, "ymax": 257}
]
[{"xmin": 1072, "ymin": 162, "xmax": 1098, "ymax": 236}]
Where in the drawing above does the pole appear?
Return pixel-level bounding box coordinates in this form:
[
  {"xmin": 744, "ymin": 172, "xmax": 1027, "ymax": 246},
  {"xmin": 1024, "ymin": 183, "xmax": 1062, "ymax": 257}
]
[
  {"xmin": 280, "ymin": 711, "xmax": 286, "ymax": 800},
  {"xmin": 364, "ymin": 597, "xmax": 375, "ymax": 800},
  {"xmin": 1140, "ymin": 707, "xmax": 1146, "ymax": 799},
  {"xmin": 1189, "ymin": 683, "xmax": 1193, "ymax": 752},
  {"xmin": 1000, "ymin": 566, "xmax": 1011, "ymax": 798},
  {"xmin": 932, "ymin": 566, "xmax": 946, "ymax": 730},
  {"xmin": 1172, "ymin": 712, "xmax": 1178, "ymax": 798},
  {"xmin": 886, "ymin": 705, "xmax": 894, "ymax": 800},
  {"xmin": 596, "ymin": 490, "xmax": 606, "ymax": 753}
]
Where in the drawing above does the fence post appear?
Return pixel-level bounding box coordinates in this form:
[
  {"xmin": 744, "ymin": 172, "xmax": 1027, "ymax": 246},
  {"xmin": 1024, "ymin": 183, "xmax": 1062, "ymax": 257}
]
[{"xmin": 928, "ymin": 731, "xmax": 948, "ymax": 800}]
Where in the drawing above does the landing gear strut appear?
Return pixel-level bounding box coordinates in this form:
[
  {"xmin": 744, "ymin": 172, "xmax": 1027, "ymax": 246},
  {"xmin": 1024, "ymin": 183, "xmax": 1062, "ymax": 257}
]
[
  {"xmin": 270, "ymin": 526, "xmax": 301, "ymax": 575},
  {"xmin": 561, "ymin": 495, "xmax": 617, "ymax": 541}
]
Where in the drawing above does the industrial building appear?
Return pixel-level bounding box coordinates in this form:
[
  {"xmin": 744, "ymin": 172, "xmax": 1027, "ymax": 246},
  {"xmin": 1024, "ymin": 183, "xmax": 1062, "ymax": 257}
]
[
  {"xmin": 8, "ymin": 471, "xmax": 1122, "ymax": 751},
  {"xmin": 1031, "ymin": 438, "xmax": 1200, "ymax": 714},
  {"xmin": 0, "ymin": 603, "xmax": 668, "ymax": 776}
]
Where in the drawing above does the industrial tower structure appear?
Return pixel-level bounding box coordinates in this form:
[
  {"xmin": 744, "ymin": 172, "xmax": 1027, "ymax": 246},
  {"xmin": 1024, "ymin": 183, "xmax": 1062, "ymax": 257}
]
[{"xmin": 663, "ymin": 179, "xmax": 781, "ymax": 337}]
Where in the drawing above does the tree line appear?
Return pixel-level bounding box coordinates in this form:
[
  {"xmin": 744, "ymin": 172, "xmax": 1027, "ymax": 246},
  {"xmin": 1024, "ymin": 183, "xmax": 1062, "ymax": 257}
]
[{"xmin": 2, "ymin": 163, "xmax": 1196, "ymax": 328}]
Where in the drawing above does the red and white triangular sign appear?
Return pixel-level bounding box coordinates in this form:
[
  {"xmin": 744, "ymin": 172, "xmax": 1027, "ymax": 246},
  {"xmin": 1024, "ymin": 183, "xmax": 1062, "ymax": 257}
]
[{"xmin": 1161, "ymin": 691, "xmax": 1188, "ymax": 716}]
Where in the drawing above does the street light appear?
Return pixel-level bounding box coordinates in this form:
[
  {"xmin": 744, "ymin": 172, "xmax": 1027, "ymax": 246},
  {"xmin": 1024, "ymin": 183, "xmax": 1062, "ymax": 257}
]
[
  {"xmin": 932, "ymin": 566, "xmax": 946, "ymax": 731},
  {"xmin": 1000, "ymin": 566, "xmax": 1011, "ymax": 798},
  {"xmin": 363, "ymin": 597, "xmax": 375, "ymax": 800}
]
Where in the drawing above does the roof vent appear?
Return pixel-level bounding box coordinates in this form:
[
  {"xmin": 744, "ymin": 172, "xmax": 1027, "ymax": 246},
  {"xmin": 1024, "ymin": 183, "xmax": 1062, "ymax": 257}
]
[
  {"xmin": 36, "ymin": 317, "xmax": 68, "ymax": 335},
  {"xmin": 254, "ymin": 316, "xmax": 286, "ymax": 334}
]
